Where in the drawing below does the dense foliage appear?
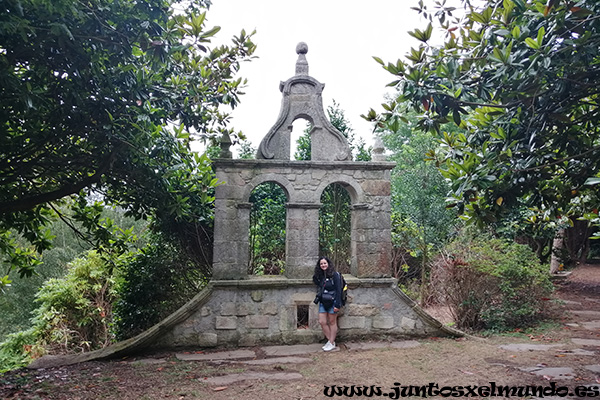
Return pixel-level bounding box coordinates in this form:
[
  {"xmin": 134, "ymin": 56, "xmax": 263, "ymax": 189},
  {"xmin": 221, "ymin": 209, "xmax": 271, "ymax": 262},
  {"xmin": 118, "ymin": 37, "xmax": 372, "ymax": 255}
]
[
  {"xmin": 113, "ymin": 236, "xmax": 208, "ymax": 339},
  {"xmin": 248, "ymin": 183, "xmax": 287, "ymax": 275},
  {"xmin": 0, "ymin": 0, "xmax": 256, "ymax": 288},
  {"xmin": 430, "ymin": 233, "xmax": 554, "ymax": 331},
  {"xmin": 0, "ymin": 250, "xmax": 117, "ymax": 370},
  {"xmin": 368, "ymin": 0, "xmax": 600, "ymax": 227},
  {"xmin": 380, "ymin": 113, "xmax": 457, "ymax": 283}
]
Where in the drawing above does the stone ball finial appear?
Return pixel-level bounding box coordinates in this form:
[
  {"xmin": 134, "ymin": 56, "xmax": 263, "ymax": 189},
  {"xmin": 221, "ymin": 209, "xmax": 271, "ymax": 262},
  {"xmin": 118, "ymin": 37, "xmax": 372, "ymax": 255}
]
[
  {"xmin": 296, "ymin": 42, "xmax": 308, "ymax": 55},
  {"xmin": 295, "ymin": 42, "xmax": 309, "ymax": 75}
]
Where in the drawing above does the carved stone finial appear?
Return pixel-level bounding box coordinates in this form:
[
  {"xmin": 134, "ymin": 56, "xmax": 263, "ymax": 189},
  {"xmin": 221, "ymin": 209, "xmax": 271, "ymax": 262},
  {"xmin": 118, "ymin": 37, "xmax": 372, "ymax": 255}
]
[
  {"xmin": 295, "ymin": 42, "xmax": 309, "ymax": 75},
  {"xmin": 219, "ymin": 131, "xmax": 232, "ymax": 159},
  {"xmin": 296, "ymin": 42, "xmax": 308, "ymax": 54},
  {"xmin": 372, "ymin": 136, "xmax": 386, "ymax": 161}
]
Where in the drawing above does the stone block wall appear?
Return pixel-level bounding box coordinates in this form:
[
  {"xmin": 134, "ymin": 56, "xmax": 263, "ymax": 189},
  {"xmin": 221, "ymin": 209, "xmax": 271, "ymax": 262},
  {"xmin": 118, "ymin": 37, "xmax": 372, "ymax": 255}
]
[{"xmin": 153, "ymin": 277, "xmax": 453, "ymax": 349}]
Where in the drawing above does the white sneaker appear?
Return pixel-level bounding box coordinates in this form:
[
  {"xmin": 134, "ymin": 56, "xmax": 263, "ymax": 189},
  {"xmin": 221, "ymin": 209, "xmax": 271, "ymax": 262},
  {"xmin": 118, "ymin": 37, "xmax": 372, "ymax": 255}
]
[
  {"xmin": 323, "ymin": 341, "xmax": 336, "ymax": 352},
  {"xmin": 322, "ymin": 341, "xmax": 331, "ymax": 350}
]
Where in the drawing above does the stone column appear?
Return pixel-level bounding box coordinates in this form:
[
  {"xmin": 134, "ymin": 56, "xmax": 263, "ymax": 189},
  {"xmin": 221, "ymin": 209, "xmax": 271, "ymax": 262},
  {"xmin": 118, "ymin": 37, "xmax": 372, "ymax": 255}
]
[
  {"xmin": 351, "ymin": 184, "xmax": 393, "ymax": 278},
  {"xmin": 212, "ymin": 194, "xmax": 250, "ymax": 280},
  {"xmin": 285, "ymin": 203, "xmax": 320, "ymax": 279}
]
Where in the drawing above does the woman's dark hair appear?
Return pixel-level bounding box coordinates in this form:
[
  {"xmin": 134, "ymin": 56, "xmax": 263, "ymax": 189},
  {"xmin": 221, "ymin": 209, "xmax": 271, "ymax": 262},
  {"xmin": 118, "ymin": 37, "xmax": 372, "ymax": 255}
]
[{"xmin": 314, "ymin": 256, "xmax": 335, "ymax": 278}]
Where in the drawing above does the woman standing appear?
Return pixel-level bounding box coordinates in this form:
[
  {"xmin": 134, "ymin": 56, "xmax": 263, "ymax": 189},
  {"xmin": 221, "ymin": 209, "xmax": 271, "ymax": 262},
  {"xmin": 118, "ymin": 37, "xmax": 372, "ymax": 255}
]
[{"xmin": 313, "ymin": 257, "xmax": 342, "ymax": 351}]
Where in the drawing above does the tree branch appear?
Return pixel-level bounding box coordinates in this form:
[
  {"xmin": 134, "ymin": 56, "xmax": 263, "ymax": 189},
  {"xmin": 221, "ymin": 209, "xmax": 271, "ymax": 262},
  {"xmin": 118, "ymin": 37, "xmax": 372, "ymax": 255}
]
[
  {"xmin": 0, "ymin": 152, "xmax": 116, "ymax": 215},
  {"xmin": 512, "ymin": 146, "xmax": 600, "ymax": 173}
]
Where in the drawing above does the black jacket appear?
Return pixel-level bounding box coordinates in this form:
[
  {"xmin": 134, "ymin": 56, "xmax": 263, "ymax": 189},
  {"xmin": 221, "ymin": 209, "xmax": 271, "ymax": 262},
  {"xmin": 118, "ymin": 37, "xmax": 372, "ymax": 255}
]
[{"xmin": 313, "ymin": 270, "xmax": 342, "ymax": 309}]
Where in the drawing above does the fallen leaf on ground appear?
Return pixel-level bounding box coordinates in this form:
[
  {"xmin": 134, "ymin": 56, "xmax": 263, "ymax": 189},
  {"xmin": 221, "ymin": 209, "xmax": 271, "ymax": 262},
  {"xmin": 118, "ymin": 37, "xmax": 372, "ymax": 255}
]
[{"xmin": 213, "ymin": 386, "xmax": 227, "ymax": 392}]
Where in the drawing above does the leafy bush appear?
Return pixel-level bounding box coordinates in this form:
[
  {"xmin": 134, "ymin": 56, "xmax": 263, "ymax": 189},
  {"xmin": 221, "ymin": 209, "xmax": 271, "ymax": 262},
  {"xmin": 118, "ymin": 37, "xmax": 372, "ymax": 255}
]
[
  {"xmin": 0, "ymin": 250, "xmax": 116, "ymax": 370},
  {"xmin": 31, "ymin": 251, "xmax": 117, "ymax": 353},
  {"xmin": 0, "ymin": 329, "xmax": 40, "ymax": 372},
  {"xmin": 430, "ymin": 234, "xmax": 554, "ymax": 331},
  {"xmin": 113, "ymin": 237, "xmax": 208, "ymax": 340}
]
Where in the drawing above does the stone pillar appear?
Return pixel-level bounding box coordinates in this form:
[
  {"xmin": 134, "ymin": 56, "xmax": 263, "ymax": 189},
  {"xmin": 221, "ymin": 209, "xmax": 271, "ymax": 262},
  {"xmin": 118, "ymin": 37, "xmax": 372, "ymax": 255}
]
[
  {"xmin": 212, "ymin": 196, "xmax": 250, "ymax": 280},
  {"xmin": 351, "ymin": 185, "xmax": 393, "ymax": 278},
  {"xmin": 285, "ymin": 203, "xmax": 320, "ymax": 278}
]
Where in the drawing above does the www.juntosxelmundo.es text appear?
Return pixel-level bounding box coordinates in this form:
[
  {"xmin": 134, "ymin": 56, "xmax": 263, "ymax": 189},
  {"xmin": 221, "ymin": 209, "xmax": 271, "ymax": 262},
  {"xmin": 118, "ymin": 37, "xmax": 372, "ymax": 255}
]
[{"xmin": 323, "ymin": 382, "xmax": 600, "ymax": 398}]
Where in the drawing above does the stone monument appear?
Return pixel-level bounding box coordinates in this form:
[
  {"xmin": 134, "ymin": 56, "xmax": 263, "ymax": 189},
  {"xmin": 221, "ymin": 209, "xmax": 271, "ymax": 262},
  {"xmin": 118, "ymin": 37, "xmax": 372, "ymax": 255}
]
[{"xmin": 28, "ymin": 44, "xmax": 460, "ymax": 368}]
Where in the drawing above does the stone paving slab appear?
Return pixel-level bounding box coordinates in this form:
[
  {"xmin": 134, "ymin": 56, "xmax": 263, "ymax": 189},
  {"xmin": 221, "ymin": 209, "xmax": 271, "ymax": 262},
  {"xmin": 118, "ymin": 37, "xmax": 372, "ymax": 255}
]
[
  {"xmin": 569, "ymin": 310, "xmax": 600, "ymax": 318},
  {"xmin": 584, "ymin": 365, "xmax": 600, "ymax": 373},
  {"xmin": 581, "ymin": 320, "xmax": 600, "ymax": 330},
  {"xmin": 520, "ymin": 366, "xmax": 575, "ymax": 380},
  {"xmin": 176, "ymin": 349, "xmax": 256, "ymax": 361},
  {"xmin": 202, "ymin": 371, "xmax": 303, "ymax": 385},
  {"xmin": 572, "ymin": 338, "xmax": 600, "ymax": 347},
  {"xmin": 262, "ymin": 343, "xmax": 330, "ymax": 356},
  {"xmin": 499, "ymin": 343, "xmax": 562, "ymax": 352},
  {"xmin": 131, "ymin": 358, "xmax": 167, "ymax": 365},
  {"xmin": 346, "ymin": 340, "xmax": 421, "ymax": 351},
  {"xmin": 241, "ymin": 356, "xmax": 312, "ymax": 365},
  {"xmin": 557, "ymin": 348, "xmax": 597, "ymax": 356}
]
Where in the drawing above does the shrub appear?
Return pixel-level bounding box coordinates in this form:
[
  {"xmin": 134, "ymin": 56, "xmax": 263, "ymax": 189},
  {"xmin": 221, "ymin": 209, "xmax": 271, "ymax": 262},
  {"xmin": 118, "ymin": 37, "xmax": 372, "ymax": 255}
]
[
  {"xmin": 430, "ymin": 234, "xmax": 554, "ymax": 331},
  {"xmin": 0, "ymin": 329, "xmax": 40, "ymax": 372},
  {"xmin": 0, "ymin": 250, "xmax": 116, "ymax": 370},
  {"xmin": 31, "ymin": 250, "xmax": 117, "ymax": 353},
  {"xmin": 113, "ymin": 237, "xmax": 208, "ymax": 340}
]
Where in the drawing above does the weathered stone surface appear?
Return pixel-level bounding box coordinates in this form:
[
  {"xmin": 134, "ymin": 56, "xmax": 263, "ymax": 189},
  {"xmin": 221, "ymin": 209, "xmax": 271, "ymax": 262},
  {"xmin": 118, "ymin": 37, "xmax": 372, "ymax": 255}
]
[
  {"xmin": 521, "ymin": 366, "xmax": 575, "ymax": 380},
  {"xmin": 581, "ymin": 320, "xmax": 600, "ymax": 330},
  {"xmin": 241, "ymin": 356, "xmax": 311, "ymax": 365},
  {"xmin": 338, "ymin": 316, "xmax": 366, "ymax": 329},
  {"xmin": 251, "ymin": 290, "xmax": 264, "ymax": 302},
  {"xmin": 236, "ymin": 302, "xmax": 254, "ymax": 316},
  {"xmin": 263, "ymin": 343, "xmax": 324, "ymax": 356},
  {"xmin": 198, "ymin": 333, "xmax": 219, "ymax": 347},
  {"xmin": 258, "ymin": 302, "xmax": 278, "ymax": 315},
  {"xmin": 215, "ymin": 316, "xmax": 237, "ymax": 330},
  {"xmin": 176, "ymin": 349, "xmax": 255, "ymax": 361},
  {"xmin": 499, "ymin": 343, "xmax": 562, "ymax": 352},
  {"xmin": 346, "ymin": 340, "xmax": 420, "ymax": 351},
  {"xmin": 372, "ymin": 316, "xmax": 394, "ymax": 329},
  {"xmin": 220, "ymin": 302, "xmax": 236, "ymax": 316},
  {"xmin": 401, "ymin": 317, "xmax": 417, "ymax": 330},
  {"xmin": 570, "ymin": 310, "xmax": 600, "ymax": 318},
  {"xmin": 238, "ymin": 334, "xmax": 258, "ymax": 347},
  {"xmin": 572, "ymin": 338, "xmax": 600, "ymax": 346},
  {"xmin": 558, "ymin": 348, "xmax": 596, "ymax": 356},
  {"xmin": 246, "ymin": 315, "xmax": 270, "ymax": 329},
  {"xmin": 347, "ymin": 304, "xmax": 379, "ymax": 317}
]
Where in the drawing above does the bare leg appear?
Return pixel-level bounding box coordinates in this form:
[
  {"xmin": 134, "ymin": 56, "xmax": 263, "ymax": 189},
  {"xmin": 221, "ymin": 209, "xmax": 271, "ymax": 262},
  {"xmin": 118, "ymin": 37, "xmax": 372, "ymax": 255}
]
[
  {"xmin": 326, "ymin": 313, "xmax": 339, "ymax": 344},
  {"xmin": 319, "ymin": 312, "xmax": 331, "ymax": 341}
]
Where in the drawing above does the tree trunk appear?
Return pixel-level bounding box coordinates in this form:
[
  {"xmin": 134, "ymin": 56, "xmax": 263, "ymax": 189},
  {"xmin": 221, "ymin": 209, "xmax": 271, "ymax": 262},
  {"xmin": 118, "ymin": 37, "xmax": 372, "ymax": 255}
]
[{"xmin": 550, "ymin": 228, "xmax": 566, "ymax": 274}]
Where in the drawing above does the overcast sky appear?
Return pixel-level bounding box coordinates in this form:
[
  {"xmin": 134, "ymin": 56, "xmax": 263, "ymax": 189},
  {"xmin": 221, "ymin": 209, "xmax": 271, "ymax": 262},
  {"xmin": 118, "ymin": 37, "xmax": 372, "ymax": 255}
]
[{"xmin": 204, "ymin": 1, "xmax": 427, "ymax": 155}]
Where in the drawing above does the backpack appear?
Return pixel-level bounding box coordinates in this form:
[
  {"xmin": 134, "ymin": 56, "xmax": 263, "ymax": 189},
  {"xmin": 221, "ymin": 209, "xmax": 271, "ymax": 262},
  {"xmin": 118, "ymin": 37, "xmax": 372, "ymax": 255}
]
[{"xmin": 338, "ymin": 272, "xmax": 348, "ymax": 306}]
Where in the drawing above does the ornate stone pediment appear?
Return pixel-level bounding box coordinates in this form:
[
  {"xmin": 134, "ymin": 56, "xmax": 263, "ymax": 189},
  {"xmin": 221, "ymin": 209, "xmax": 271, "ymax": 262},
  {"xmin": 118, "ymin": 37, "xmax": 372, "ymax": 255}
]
[{"xmin": 257, "ymin": 43, "xmax": 351, "ymax": 161}]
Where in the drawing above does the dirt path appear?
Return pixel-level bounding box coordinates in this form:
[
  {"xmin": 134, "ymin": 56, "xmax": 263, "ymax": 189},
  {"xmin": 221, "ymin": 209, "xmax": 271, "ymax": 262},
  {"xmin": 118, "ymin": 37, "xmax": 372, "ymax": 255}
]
[{"xmin": 2, "ymin": 264, "xmax": 599, "ymax": 399}]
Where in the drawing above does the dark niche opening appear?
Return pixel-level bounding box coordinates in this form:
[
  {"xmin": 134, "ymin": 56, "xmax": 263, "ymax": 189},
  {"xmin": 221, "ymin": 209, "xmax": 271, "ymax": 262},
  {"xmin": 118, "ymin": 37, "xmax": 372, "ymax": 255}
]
[{"xmin": 297, "ymin": 304, "xmax": 309, "ymax": 329}]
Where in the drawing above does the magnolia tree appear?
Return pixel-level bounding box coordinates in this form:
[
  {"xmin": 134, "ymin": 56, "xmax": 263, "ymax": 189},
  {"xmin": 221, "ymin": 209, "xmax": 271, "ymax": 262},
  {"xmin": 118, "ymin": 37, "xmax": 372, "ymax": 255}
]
[
  {"xmin": 367, "ymin": 0, "xmax": 600, "ymax": 265},
  {"xmin": 0, "ymin": 0, "xmax": 256, "ymax": 288}
]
